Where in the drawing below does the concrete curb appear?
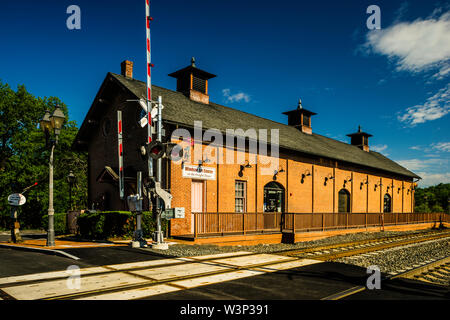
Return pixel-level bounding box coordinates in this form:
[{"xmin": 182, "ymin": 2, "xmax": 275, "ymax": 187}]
[{"xmin": 0, "ymin": 243, "xmax": 80, "ymax": 261}]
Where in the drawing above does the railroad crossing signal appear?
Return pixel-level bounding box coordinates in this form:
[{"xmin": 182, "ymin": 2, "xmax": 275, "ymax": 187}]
[{"xmin": 140, "ymin": 141, "xmax": 183, "ymax": 161}]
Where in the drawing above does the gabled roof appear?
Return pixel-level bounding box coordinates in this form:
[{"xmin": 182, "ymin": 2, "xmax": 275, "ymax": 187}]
[{"xmin": 75, "ymin": 72, "xmax": 420, "ymax": 180}]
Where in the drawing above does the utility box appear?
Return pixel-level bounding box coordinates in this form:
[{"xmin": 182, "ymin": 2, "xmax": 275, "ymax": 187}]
[{"xmin": 127, "ymin": 195, "xmax": 142, "ymax": 212}]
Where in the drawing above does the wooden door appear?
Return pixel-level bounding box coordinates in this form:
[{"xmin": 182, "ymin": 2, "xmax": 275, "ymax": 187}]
[{"xmin": 191, "ymin": 181, "xmax": 204, "ymax": 234}]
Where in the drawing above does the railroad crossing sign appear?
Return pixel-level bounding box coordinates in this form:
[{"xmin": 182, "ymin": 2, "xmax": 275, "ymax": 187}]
[{"xmin": 8, "ymin": 193, "xmax": 26, "ymax": 206}]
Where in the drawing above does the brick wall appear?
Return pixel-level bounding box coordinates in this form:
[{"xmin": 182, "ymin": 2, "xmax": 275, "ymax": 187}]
[
  {"xmin": 85, "ymin": 109, "xmax": 416, "ymax": 236},
  {"xmin": 166, "ymin": 138, "xmax": 415, "ymax": 236}
]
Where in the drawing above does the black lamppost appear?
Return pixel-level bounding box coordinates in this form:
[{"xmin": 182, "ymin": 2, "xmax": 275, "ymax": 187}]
[
  {"xmin": 39, "ymin": 105, "xmax": 65, "ymax": 247},
  {"xmin": 67, "ymin": 170, "xmax": 76, "ymax": 211}
]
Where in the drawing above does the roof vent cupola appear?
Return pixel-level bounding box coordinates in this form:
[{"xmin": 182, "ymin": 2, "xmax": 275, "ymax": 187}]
[
  {"xmin": 168, "ymin": 57, "xmax": 216, "ymax": 104},
  {"xmin": 346, "ymin": 125, "xmax": 372, "ymax": 152},
  {"xmin": 282, "ymin": 99, "xmax": 317, "ymax": 134}
]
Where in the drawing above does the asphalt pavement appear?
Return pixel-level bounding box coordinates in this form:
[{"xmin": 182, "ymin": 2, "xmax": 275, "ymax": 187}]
[{"xmin": 0, "ymin": 240, "xmax": 448, "ymax": 300}]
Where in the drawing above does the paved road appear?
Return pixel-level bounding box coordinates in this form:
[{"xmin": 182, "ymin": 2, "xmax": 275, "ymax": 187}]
[
  {"xmin": 0, "ymin": 246, "xmax": 172, "ymax": 277},
  {"xmin": 0, "ymin": 246, "xmax": 448, "ymax": 301}
]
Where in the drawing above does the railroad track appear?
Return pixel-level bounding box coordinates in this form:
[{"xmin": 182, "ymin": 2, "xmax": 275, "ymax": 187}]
[
  {"xmin": 0, "ymin": 229, "xmax": 448, "ymax": 300},
  {"xmin": 278, "ymin": 229, "xmax": 450, "ymax": 261},
  {"xmin": 0, "ymin": 251, "xmax": 320, "ymax": 300},
  {"xmin": 390, "ymin": 255, "xmax": 450, "ymax": 287}
]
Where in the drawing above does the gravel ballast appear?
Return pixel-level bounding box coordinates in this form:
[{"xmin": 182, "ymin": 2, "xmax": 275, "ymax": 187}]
[{"xmin": 141, "ymin": 228, "xmax": 448, "ymax": 258}]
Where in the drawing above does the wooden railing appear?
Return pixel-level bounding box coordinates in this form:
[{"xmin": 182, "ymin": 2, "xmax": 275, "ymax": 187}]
[
  {"xmin": 193, "ymin": 212, "xmax": 283, "ymax": 238},
  {"xmin": 192, "ymin": 212, "xmax": 449, "ymax": 238},
  {"xmin": 283, "ymin": 212, "xmax": 446, "ymax": 233}
]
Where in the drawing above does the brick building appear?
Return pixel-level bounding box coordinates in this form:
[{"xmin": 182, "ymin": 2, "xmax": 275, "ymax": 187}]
[{"xmin": 74, "ymin": 59, "xmax": 421, "ymax": 238}]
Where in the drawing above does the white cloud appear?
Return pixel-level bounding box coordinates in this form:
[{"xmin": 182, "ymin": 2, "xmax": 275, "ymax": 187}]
[
  {"xmin": 371, "ymin": 144, "xmax": 388, "ymax": 153},
  {"xmin": 222, "ymin": 89, "xmax": 251, "ymax": 103},
  {"xmin": 397, "ymin": 83, "xmax": 450, "ymax": 125},
  {"xmin": 396, "ymin": 158, "xmax": 449, "ymax": 187},
  {"xmin": 432, "ymin": 142, "xmax": 450, "ymax": 152},
  {"xmin": 432, "ymin": 62, "xmax": 450, "ymax": 80},
  {"xmin": 364, "ymin": 11, "xmax": 450, "ymax": 76},
  {"xmin": 416, "ymin": 172, "xmax": 450, "ymax": 187},
  {"xmin": 396, "ymin": 158, "xmax": 447, "ymax": 171}
]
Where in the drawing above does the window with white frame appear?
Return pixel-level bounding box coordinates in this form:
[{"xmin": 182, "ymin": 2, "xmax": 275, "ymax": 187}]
[{"xmin": 235, "ymin": 180, "xmax": 247, "ymax": 212}]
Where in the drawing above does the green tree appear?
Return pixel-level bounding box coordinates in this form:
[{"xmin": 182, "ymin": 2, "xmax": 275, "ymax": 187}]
[
  {"xmin": 414, "ymin": 183, "xmax": 450, "ymax": 213},
  {"xmin": 0, "ymin": 80, "xmax": 87, "ymax": 230}
]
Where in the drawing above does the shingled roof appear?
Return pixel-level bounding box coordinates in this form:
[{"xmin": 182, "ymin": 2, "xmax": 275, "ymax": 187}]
[{"xmin": 75, "ymin": 72, "xmax": 420, "ymax": 180}]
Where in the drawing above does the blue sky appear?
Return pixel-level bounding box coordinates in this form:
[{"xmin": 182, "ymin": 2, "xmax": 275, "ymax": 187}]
[{"xmin": 0, "ymin": 0, "xmax": 449, "ymax": 187}]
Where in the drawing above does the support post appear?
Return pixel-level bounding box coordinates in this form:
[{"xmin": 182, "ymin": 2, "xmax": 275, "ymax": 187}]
[
  {"xmin": 47, "ymin": 144, "xmax": 55, "ymax": 247},
  {"xmin": 117, "ymin": 111, "xmax": 124, "ymax": 200},
  {"xmin": 151, "ymin": 96, "xmax": 168, "ymax": 250},
  {"xmin": 10, "ymin": 207, "xmax": 21, "ymax": 243},
  {"xmin": 194, "ymin": 212, "xmax": 197, "ymax": 238},
  {"xmin": 365, "ymin": 212, "xmax": 367, "ymax": 230}
]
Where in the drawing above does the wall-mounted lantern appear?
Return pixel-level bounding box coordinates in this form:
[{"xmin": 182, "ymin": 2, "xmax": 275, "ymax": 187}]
[
  {"xmin": 301, "ymin": 170, "xmax": 311, "ymax": 184},
  {"xmin": 374, "ymin": 180, "xmax": 382, "ymax": 191},
  {"xmin": 273, "ymin": 168, "xmax": 285, "ymax": 180},
  {"xmin": 360, "ymin": 179, "xmax": 369, "ymax": 190},
  {"xmin": 238, "ymin": 160, "xmax": 252, "ymax": 177},
  {"xmin": 197, "ymin": 157, "xmax": 211, "ymax": 172},
  {"xmin": 324, "ymin": 174, "xmax": 334, "ymax": 186},
  {"xmin": 343, "ymin": 176, "xmax": 352, "ymax": 188}
]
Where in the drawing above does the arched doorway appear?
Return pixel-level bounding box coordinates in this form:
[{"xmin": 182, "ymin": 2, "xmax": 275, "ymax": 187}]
[
  {"xmin": 384, "ymin": 193, "xmax": 392, "ymax": 213},
  {"xmin": 338, "ymin": 189, "xmax": 351, "ymax": 213},
  {"xmin": 264, "ymin": 181, "xmax": 285, "ymax": 213},
  {"xmin": 263, "ymin": 182, "xmax": 285, "ymax": 231}
]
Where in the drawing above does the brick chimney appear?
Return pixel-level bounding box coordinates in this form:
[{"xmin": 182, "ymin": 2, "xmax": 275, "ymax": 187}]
[
  {"xmin": 168, "ymin": 57, "xmax": 216, "ymax": 104},
  {"xmin": 121, "ymin": 60, "xmax": 134, "ymax": 78}
]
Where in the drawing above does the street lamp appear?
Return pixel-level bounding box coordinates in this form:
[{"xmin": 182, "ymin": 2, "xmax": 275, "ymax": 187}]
[
  {"xmin": 39, "ymin": 104, "xmax": 65, "ymax": 247},
  {"xmin": 67, "ymin": 170, "xmax": 76, "ymax": 211}
]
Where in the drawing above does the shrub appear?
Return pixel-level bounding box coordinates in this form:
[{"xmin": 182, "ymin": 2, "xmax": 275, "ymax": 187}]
[
  {"xmin": 77, "ymin": 211, "xmax": 167, "ymax": 240},
  {"xmin": 415, "ymin": 203, "xmax": 430, "ymax": 213},
  {"xmin": 41, "ymin": 213, "xmax": 67, "ymax": 235},
  {"xmin": 431, "ymin": 204, "xmax": 444, "ymax": 213}
]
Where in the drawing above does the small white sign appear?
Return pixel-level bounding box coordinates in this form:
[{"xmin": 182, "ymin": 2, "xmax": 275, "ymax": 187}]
[
  {"xmin": 182, "ymin": 165, "xmax": 216, "ymax": 180},
  {"xmin": 174, "ymin": 207, "xmax": 185, "ymax": 219},
  {"xmin": 8, "ymin": 193, "xmax": 26, "ymax": 206}
]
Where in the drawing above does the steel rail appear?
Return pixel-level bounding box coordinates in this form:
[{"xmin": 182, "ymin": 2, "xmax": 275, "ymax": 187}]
[
  {"xmin": 1, "ymin": 230, "xmax": 446, "ymax": 290},
  {"xmin": 296, "ymin": 232, "xmax": 450, "ymax": 261},
  {"xmin": 40, "ymin": 256, "xmax": 300, "ymax": 300},
  {"xmin": 276, "ymin": 229, "xmax": 450, "ymax": 257},
  {"xmin": 389, "ymin": 255, "xmax": 450, "ymax": 283}
]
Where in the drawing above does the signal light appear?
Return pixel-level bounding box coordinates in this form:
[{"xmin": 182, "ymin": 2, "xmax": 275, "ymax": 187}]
[
  {"xmin": 146, "ymin": 141, "xmax": 165, "ymax": 160},
  {"xmin": 142, "ymin": 142, "xmax": 184, "ymax": 161}
]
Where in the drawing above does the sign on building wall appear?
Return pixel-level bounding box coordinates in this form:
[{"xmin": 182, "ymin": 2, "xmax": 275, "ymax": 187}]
[{"xmin": 182, "ymin": 164, "xmax": 216, "ymax": 180}]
